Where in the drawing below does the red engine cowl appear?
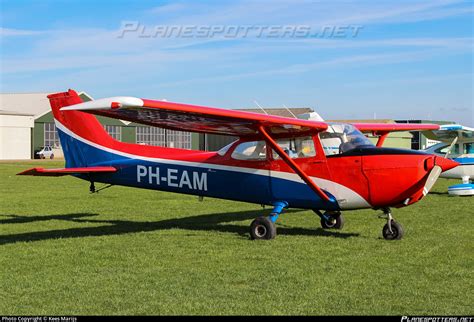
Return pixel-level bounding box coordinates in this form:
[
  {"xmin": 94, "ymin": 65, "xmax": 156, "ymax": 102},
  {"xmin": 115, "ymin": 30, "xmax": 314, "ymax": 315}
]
[{"xmin": 362, "ymin": 153, "xmax": 458, "ymax": 208}]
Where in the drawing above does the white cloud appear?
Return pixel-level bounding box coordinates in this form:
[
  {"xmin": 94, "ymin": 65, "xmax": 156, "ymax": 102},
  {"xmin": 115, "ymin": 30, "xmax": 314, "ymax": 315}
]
[
  {"xmin": 0, "ymin": 27, "xmax": 44, "ymax": 36},
  {"xmin": 149, "ymin": 3, "xmax": 188, "ymax": 15}
]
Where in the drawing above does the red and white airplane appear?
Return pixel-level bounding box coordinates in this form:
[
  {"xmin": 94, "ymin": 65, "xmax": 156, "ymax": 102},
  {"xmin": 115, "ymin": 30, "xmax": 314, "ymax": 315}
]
[{"xmin": 19, "ymin": 90, "xmax": 458, "ymax": 240}]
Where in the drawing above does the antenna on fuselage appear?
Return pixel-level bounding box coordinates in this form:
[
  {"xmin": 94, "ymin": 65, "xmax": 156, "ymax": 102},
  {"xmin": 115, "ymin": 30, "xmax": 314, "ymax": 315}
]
[{"xmin": 253, "ymin": 100, "xmax": 269, "ymax": 115}]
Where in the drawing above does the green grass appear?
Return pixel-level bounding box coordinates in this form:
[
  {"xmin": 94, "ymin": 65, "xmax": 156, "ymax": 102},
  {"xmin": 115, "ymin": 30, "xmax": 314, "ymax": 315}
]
[{"xmin": 0, "ymin": 160, "xmax": 472, "ymax": 315}]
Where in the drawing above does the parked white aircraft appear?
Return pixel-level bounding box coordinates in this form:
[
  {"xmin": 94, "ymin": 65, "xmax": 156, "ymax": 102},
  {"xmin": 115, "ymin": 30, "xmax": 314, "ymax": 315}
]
[{"xmin": 424, "ymin": 124, "xmax": 474, "ymax": 196}]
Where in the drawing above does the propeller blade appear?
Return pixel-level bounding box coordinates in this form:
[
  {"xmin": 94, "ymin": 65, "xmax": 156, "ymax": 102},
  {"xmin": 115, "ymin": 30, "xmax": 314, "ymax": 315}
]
[{"xmin": 423, "ymin": 165, "xmax": 442, "ymax": 195}]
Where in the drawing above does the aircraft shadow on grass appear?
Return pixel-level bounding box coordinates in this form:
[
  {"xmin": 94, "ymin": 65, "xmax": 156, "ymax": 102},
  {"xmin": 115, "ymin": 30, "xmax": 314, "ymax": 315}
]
[
  {"xmin": 0, "ymin": 209, "xmax": 359, "ymax": 245},
  {"xmin": 427, "ymin": 191, "xmax": 450, "ymax": 196}
]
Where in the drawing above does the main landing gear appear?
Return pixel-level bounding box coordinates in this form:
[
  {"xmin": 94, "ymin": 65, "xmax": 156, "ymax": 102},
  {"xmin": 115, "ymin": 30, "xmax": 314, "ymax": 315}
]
[
  {"xmin": 380, "ymin": 208, "xmax": 404, "ymax": 240},
  {"xmin": 249, "ymin": 205, "xmax": 404, "ymax": 240},
  {"xmin": 314, "ymin": 210, "xmax": 345, "ymax": 230},
  {"xmin": 250, "ymin": 201, "xmax": 287, "ymax": 240}
]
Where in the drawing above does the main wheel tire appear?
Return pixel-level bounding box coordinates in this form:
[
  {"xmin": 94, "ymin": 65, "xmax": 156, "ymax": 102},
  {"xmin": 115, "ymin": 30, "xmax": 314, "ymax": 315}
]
[
  {"xmin": 382, "ymin": 220, "xmax": 404, "ymax": 240},
  {"xmin": 250, "ymin": 216, "xmax": 276, "ymax": 240},
  {"xmin": 321, "ymin": 212, "xmax": 344, "ymax": 229}
]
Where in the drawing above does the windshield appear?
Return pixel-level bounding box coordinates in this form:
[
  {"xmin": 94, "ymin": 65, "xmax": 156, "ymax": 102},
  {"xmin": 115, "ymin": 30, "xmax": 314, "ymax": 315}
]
[{"xmin": 319, "ymin": 123, "xmax": 374, "ymax": 156}]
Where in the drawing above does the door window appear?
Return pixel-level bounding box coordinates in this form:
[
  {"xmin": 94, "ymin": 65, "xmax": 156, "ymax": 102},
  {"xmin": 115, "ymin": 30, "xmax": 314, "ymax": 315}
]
[{"xmin": 272, "ymin": 136, "xmax": 316, "ymax": 160}]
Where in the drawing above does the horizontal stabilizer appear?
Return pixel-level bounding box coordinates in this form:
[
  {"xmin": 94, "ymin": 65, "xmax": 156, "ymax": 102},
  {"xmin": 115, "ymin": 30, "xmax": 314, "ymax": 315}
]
[{"xmin": 17, "ymin": 166, "xmax": 117, "ymax": 177}]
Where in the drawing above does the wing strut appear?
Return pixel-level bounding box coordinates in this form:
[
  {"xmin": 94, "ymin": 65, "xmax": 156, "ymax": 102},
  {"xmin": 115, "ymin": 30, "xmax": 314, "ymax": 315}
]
[
  {"xmin": 258, "ymin": 125, "xmax": 332, "ymax": 203},
  {"xmin": 375, "ymin": 132, "xmax": 389, "ymax": 147}
]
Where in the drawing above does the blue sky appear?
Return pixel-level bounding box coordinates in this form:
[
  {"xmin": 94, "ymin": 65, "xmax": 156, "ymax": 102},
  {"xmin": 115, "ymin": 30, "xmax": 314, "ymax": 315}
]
[{"xmin": 1, "ymin": 0, "xmax": 473, "ymax": 125}]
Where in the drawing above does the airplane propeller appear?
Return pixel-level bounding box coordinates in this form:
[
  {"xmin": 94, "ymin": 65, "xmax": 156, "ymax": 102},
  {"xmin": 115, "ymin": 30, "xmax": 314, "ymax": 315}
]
[
  {"xmin": 423, "ymin": 137, "xmax": 459, "ymax": 195},
  {"xmin": 444, "ymin": 137, "xmax": 458, "ymax": 158},
  {"xmin": 423, "ymin": 165, "xmax": 442, "ymax": 195}
]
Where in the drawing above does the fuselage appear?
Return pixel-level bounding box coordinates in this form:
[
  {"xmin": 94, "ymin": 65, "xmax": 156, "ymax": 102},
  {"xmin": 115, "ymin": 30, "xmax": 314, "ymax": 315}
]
[{"xmin": 56, "ymin": 121, "xmax": 456, "ymax": 211}]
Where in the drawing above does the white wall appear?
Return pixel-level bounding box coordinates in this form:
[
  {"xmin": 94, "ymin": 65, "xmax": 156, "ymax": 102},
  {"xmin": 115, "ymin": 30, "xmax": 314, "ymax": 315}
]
[{"xmin": 0, "ymin": 114, "xmax": 34, "ymax": 160}]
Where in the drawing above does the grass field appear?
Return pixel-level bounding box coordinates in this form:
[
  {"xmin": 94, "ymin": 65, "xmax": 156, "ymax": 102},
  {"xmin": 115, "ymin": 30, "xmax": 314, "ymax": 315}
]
[{"xmin": 0, "ymin": 160, "xmax": 472, "ymax": 315}]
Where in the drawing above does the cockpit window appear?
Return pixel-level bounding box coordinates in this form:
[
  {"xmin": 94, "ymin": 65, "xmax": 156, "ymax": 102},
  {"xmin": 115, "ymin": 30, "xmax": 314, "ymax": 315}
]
[
  {"xmin": 319, "ymin": 123, "xmax": 374, "ymax": 156},
  {"xmin": 272, "ymin": 136, "xmax": 316, "ymax": 159},
  {"xmin": 231, "ymin": 141, "xmax": 267, "ymax": 160}
]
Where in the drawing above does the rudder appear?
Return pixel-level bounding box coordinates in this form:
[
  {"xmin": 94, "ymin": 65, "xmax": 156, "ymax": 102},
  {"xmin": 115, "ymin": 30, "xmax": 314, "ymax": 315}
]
[{"xmin": 48, "ymin": 90, "xmax": 115, "ymax": 168}]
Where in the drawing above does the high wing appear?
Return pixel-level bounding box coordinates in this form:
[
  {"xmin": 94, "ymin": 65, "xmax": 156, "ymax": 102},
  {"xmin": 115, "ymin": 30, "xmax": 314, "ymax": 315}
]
[
  {"xmin": 352, "ymin": 123, "xmax": 440, "ymax": 147},
  {"xmin": 423, "ymin": 124, "xmax": 474, "ymax": 142},
  {"xmin": 18, "ymin": 166, "xmax": 117, "ymax": 177},
  {"xmin": 61, "ymin": 96, "xmax": 328, "ymax": 137}
]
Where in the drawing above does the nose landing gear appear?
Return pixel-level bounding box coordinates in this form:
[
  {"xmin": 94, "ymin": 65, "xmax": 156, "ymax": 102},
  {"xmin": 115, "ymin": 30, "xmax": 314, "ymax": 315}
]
[{"xmin": 381, "ymin": 208, "xmax": 404, "ymax": 240}]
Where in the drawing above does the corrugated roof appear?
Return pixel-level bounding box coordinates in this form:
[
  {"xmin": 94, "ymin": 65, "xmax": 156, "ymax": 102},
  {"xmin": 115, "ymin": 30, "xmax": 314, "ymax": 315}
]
[
  {"xmin": 0, "ymin": 91, "xmax": 93, "ymax": 119},
  {"xmin": 0, "ymin": 93, "xmax": 51, "ymax": 119}
]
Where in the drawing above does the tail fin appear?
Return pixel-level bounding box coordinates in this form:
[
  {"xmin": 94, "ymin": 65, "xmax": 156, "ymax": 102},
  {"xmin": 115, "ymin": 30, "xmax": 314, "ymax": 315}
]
[{"xmin": 48, "ymin": 90, "xmax": 115, "ymax": 168}]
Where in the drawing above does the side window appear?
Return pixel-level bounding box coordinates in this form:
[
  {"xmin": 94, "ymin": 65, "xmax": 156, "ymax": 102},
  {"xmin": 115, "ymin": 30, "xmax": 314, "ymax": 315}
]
[
  {"xmin": 464, "ymin": 143, "xmax": 474, "ymax": 154},
  {"xmin": 272, "ymin": 136, "xmax": 316, "ymax": 160},
  {"xmin": 231, "ymin": 141, "xmax": 267, "ymax": 161}
]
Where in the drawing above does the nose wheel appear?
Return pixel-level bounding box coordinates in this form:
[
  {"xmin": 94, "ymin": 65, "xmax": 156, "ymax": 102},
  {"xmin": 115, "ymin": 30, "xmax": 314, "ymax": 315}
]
[
  {"xmin": 382, "ymin": 220, "xmax": 404, "ymax": 240},
  {"xmin": 381, "ymin": 208, "xmax": 404, "ymax": 240}
]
